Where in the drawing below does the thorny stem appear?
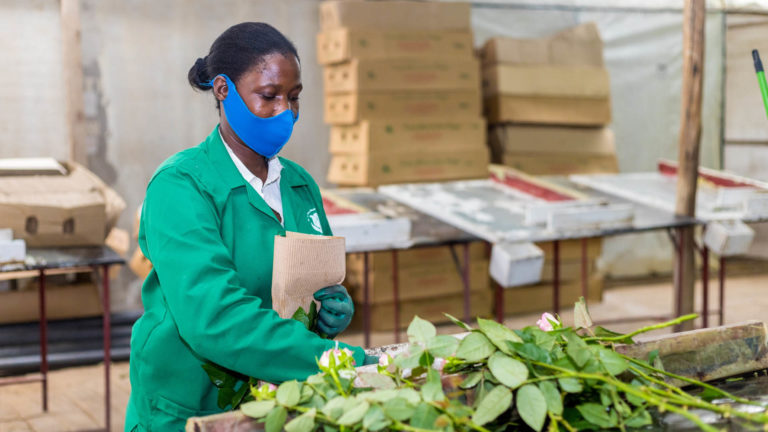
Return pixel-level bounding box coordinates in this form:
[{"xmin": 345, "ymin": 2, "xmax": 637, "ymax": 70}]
[
  {"xmin": 623, "ymin": 355, "xmax": 758, "ymax": 406},
  {"xmin": 531, "ymin": 360, "xmax": 768, "ymax": 427},
  {"xmin": 584, "ymin": 314, "xmax": 698, "ymax": 342}
]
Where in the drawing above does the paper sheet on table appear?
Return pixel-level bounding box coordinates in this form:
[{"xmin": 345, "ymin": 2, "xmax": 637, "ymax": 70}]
[{"xmin": 271, "ymin": 231, "xmax": 346, "ymax": 319}]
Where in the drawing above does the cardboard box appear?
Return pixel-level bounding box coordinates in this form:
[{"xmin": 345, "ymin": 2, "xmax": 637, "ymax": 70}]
[
  {"xmin": 0, "ymin": 282, "xmax": 103, "ymax": 324},
  {"xmin": 317, "ymin": 29, "xmax": 474, "ymax": 65},
  {"xmin": 323, "ymin": 58, "xmax": 480, "ymax": 93},
  {"xmin": 346, "ymin": 259, "xmax": 489, "ymax": 303},
  {"xmin": 325, "ymin": 90, "xmax": 481, "ymax": 125},
  {"xmin": 328, "ymin": 147, "xmax": 490, "ymax": 186},
  {"xmin": 481, "ymin": 22, "xmax": 604, "ymax": 67},
  {"xmin": 0, "ymin": 161, "xmax": 126, "ymax": 247},
  {"xmin": 330, "ymin": 118, "xmax": 486, "ymax": 154},
  {"xmin": 483, "ymin": 64, "xmax": 610, "ymax": 99},
  {"xmin": 489, "ymin": 125, "xmax": 615, "ymax": 157},
  {"xmin": 319, "ymin": 1, "xmax": 471, "ymax": 32},
  {"xmin": 500, "ymin": 152, "xmax": 619, "ymax": 175},
  {"xmin": 499, "ymin": 275, "xmax": 604, "ymax": 316},
  {"xmin": 349, "ymin": 290, "xmax": 493, "ymax": 332},
  {"xmin": 485, "ymin": 94, "xmax": 612, "ymax": 126}
]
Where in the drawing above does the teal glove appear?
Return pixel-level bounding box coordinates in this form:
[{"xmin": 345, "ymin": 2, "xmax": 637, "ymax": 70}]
[
  {"xmin": 313, "ymin": 285, "xmax": 354, "ymax": 339},
  {"xmin": 363, "ymin": 354, "xmax": 380, "ymax": 366}
]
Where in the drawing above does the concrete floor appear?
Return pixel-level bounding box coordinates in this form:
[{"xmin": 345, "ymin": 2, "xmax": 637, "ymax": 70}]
[{"xmin": 1, "ymin": 273, "xmax": 767, "ymax": 432}]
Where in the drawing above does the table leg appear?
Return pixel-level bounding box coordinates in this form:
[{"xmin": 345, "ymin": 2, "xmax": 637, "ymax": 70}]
[
  {"xmin": 581, "ymin": 238, "xmax": 588, "ymax": 301},
  {"xmin": 363, "ymin": 252, "xmax": 370, "ymax": 349},
  {"xmin": 553, "ymin": 240, "xmax": 560, "ymax": 315},
  {"xmin": 462, "ymin": 243, "xmax": 471, "ymax": 323},
  {"xmin": 719, "ymin": 257, "xmax": 726, "ymax": 325},
  {"xmin": 37, "ymin": 269, "xmax": 48, "ymax": 412},
  {"xmin": 674, "ymin": 229, "xmax": 683, "ymax": 318},
  {"xmin": 701, "ymin": 246, "xmax": 709, "ymax": 328},
  {"xmin": 392, "ymin": 250, "xmax": 400, "ymax": 344},
  {"xmin": 495, "ymin": 284, "xmax": 503, "ymax": 323},
  {"xmin": 101, "ymin": 265, "xmax": 112, "ymax": 431}
]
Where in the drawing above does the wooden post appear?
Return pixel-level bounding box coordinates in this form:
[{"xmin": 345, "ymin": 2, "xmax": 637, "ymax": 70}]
[
  {"xmin": 60, "ymin": 0, "xmax": 87, "ymax": 164},
  {"xmin": 674, "ymin": 0, "xmax": 705, "ymax": 331}
]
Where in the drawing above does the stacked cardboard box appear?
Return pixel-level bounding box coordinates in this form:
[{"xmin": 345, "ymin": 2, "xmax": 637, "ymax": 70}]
[
  {"xmin": 319, "ymin": 0, "xmax": 489, "ymax": 187},
  {"xmin": 481, "ymin": 23, "xmax": 619, "ymax": 175},
  {"xmin": 345, "ymin": 242, "xmax": 493, "ymax": 331}
]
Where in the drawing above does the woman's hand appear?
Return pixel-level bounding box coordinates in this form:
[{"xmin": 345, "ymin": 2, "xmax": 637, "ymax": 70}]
[{"xmin": 313, "ymin": 285, "xmax": 354, "ymax": 339}]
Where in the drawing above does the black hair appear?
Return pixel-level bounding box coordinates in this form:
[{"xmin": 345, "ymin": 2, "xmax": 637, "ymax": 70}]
[{"xmin": 188, "ymin": 22, "xmax": 299, "ymax": 103}]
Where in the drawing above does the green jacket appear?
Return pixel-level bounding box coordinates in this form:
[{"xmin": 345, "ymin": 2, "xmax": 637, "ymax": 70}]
[{"xmin": 125, "ymin": 127, "xmax": 364, "ymax": 431}]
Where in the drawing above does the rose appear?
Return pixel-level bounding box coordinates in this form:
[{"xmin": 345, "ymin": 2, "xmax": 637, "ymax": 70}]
[
  {"xmin": 537, "ymin": 312, "xmax": 559, "ymax": 332},
  {"xmin": 319, "ymin": 348, "xmax": 356, "ymax": 368},
  {"xmin": 378, "ymin": 355, "xmax": 391, "ymax": 367}
]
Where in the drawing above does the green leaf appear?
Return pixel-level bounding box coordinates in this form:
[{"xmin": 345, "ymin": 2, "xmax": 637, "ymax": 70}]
[
  {"xmin": 356, "ymin": 372, "xmax": 396, "ymax": 390},
  {"xmin": 411, "ymin": 402, "xmax": 441, "ymax": 429},
  {"xmin": 421, "ymin": 369, "xmax": 445, "ymax": 402},
  {"xmin": 276, "ymin": 380, "xmax": 301, "ymax": 406},
  {"xmin": 488, "ymin": 352, "xmax": 528, "ymax": 389},
  {"xmin": 231, "ymin": 381, "xmax": 250, "ymax": 409},
  {"xmin": 456, "ymin": 332, "xmax": 496, "ymax": 362},
  {"xmin": 241, "ymin": 400, "xmax": 275, "ymax": 418},
  {"xmin": 321, "ymin": 396, "xmax": 347, "ymax": 420},
  {"xmin": 698, "ymin": 387, "xmax": 721, "ymax": 402},
  {"xmin": 361, "ymin": 389, "xmax": 398, "ymax": 403},
  {"xmin": 557, "ymin": 377, "xmax": 583, "ymax": 393},
  {"xmin": 447, "ymin": 399, "xmax": 474, "ymax": 419},
  {"xmin": 625, "ymin": 408, "xmax": 652, "ymax": 427},
  {"xmin": 531, "ymin": 328, "xmax": 557, "ymax": 351},
  {"xmin": 407, "ymin": 315, "xmax": 437, "ymax": 345},
  {"xmin": 595, "ymin": 346, "xmax": 629, "ymax": 376},
  {"xmin": 477, "ymin": 318, "xmax": 522, "ymax": 354},
  {"xmin": 217, "ymin": 387, "xmax": 235, "ymax": 410},
  {"xmin": 444, "ymin": 313, "xmax": 472, "ymax": 331},
  {"xmin": 538, "ymin": 380, "xmax": 563, "ymax": 416},
  {"xmin": 472, "ymin": 385, "xmax": 512, "ymax": 426},
  {"xmin": 648, "ymin": 349, "xmax": 660, "ymax": 365},
  {"xmin": 338, "ymin": 400, "xmax": 370, "ymax": 426},
  {"xmin": 508, "ymin": 342, "xmax": 552, "ymax": 364},
  {"xmin": 594, "ymin": 326, "xmax": 634, "ymax": 344},
  {"xmin": 309, "ymin": 301, "xmax": 318, "ymax": 327},
  {"xmin": 460, "ymin": 371, "xmax": 483, "ymax": 389},
  {"xmin": 202, "ymin": 363, "xmax": 232, "ymax": 388},
  {"xmin": 292, "ymin": 306, "xmax": 310, "ymax": 330},
  {"xmin": 395, "ymin": 347, "xmax": 425, "ymax": 370},
  {"xmin": 517, "ymin": 384, "xmax": 547, "ymax": 432},
  {"xmin": 265, "ymin": 406, "xmax": 287, "ymax": 432},
  {"xmin": 562, "ymin": 332, "xmax": 590, "ymax": 368},
  {"xmin": 363, "ymin": 404, "xmax": 392, "ymax": 431},
  {"xmin": 576, "ymin": 403, "xmax": 616, "ymax": 428},
  {"xmin": 573, "ymin": 297, "xmax": 593, "ymax": 329},
  {"xmin": 383, "ymin": 398, "xmax": 416, "ymax": 421},
  {"xmin": 284, "ymin": 408, "xmax": 316, "ymax": 432},
  {"xmin": 396, "ymin": 388, "xmax": 422, "ymax": 405},
  {"xmin": 426, "ymin": 335, "xmax": 459, "ymax": 358},
  {"xmin": 299, "ymin": 383, "xmax": 314, "ymax": 403}
]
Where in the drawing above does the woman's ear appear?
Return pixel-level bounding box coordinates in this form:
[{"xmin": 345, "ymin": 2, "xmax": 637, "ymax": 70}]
[{"xmin": 212, "ymin": 75, "xmax": 228, "ymax": 102}]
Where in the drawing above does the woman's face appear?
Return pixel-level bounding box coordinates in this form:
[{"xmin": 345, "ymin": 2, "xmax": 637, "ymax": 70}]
[{"xmin": 215, "ymin": 52, "xmax": 302, "ymax": 119}]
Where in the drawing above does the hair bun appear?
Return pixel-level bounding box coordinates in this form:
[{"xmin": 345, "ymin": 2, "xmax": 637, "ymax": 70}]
[{"xmin": 188, "ymin": 56, "xmax": 212, "ymax": 90}]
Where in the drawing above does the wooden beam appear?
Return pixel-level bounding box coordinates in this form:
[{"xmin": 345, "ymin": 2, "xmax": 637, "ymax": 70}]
[
  {"xmin": 60, "ymin": 0, "xmax": 87, "ymax": 164},
  {"xmin": 675, "ymin": 0, "xmax": 706, "ymax": 331}
]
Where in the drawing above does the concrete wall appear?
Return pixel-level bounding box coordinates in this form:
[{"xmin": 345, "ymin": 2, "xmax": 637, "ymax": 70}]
[{"xmin": 0, "ymin": 0, "xmax": 69, "ymax": 160}]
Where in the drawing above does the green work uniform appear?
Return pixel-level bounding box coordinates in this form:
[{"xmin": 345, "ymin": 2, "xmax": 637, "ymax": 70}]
[{"xmin": 124, "ymin": 127, "xmax": 364, "ymax": 431}]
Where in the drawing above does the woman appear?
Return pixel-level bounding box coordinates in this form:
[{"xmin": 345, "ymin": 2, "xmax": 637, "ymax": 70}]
[{"xmin": 125, "ymin": 23, "xmax": 371, "ymax": 431}]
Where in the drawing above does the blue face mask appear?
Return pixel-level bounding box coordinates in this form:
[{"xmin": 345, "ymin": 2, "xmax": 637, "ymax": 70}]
[{"xmin": 207, "ymin": 74, "xmax": 298, "ymax": 158}]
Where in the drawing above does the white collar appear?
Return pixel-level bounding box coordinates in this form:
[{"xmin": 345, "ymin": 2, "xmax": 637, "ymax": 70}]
[{"xmin": 219, "ymin": 128, "xmax": 283, "ymax": 187}]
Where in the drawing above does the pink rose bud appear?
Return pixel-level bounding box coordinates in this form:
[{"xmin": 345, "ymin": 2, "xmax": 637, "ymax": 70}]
[
  {"xmin": 537, "ymin": 312, "xmax": 557, "ymax": 332},
  {"xmin": 267, "ymin": 383, "xmax": 277, "ymax": 392},
  {"xmin": 432, "ymin": 357, "xmax": 446, "ymax": 372},
  {"xmin": 379, "ymin": 355, "xmax": 391, "ymax": 367}
]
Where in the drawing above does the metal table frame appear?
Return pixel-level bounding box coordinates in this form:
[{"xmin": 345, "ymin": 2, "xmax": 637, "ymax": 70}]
[{"xmin": 0, "ymin": 246, "xmax": 124, "ymax": 431}]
